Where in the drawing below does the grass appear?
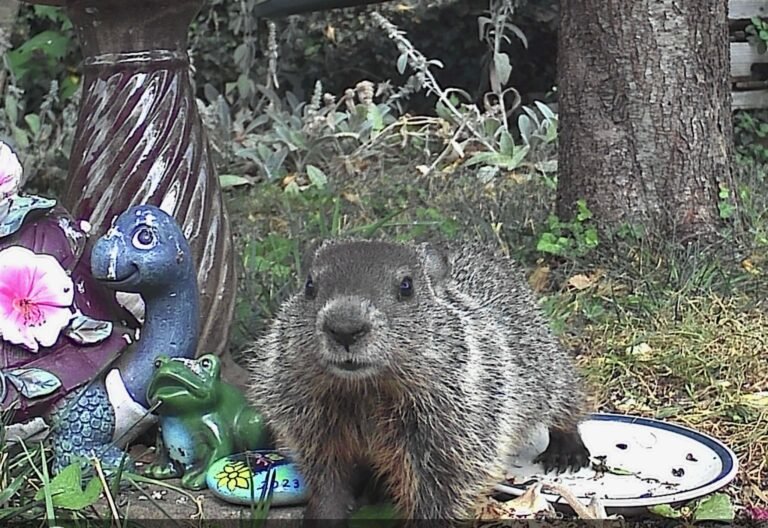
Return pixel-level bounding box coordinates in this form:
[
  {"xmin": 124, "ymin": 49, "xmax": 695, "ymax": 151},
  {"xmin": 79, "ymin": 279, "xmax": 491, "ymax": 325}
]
[{"xmin": 549, "ymin": 248, "xmax": 768, "ymax": 511}]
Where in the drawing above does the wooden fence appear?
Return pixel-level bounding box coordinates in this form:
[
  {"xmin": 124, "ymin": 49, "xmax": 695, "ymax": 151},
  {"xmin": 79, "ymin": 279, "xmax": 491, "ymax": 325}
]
[{"xmin": 730, "ymin": 0, "xmax": 768, "ymax": 109}]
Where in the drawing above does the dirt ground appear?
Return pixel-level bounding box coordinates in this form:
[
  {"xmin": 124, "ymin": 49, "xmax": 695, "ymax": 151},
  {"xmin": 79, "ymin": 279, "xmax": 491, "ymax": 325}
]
[{"xmin": 100, "ymin": 480, "xmax": 304, "ymax": 525}]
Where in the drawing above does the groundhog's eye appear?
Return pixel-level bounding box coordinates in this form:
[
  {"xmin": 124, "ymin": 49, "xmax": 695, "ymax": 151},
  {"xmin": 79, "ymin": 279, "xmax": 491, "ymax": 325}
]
[
  {"xmin": 304, "ymin": 274, "xmax": 316, "ymax": 299},
  {"xmin": 399, "ymin": 276, "xmax": 414, "ymax": 298}
]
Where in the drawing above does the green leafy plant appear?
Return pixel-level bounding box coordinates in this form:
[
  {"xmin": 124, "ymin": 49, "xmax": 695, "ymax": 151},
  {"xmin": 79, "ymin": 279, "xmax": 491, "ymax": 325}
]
[
  {"xmin": 6, "ymin": 6, "xmax": 80, "ymax": 101},
  {"xmin": 32, "ymin": 462, "xmax": 103, "ymax": 510},
  {"xmin": 536, "ymin": 199, "xmax": 599, "ymax": 257},
  {"xmin": 746, "ymin": 16, "xmax": 768, "ymax": 54},
  {"xmin": 648, "ymin": 492, "xmax": 735, "ymax": 522},
  {"xmin": 718, "ymin": 185, "xmax": 736, "ymax": 220},
  {"xmin": 200, "ymin": 79, "xmax": 400, "ymax": 186},
  {"xmin": 478, "ymin": 0, "xmax": 528, "ymax": 94}
]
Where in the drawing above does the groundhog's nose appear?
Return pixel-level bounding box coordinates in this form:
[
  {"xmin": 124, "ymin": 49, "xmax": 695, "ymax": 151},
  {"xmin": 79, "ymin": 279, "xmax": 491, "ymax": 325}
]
[{"xmin": 323, "ymin": 320, "xmax": 371, "ymax": 347}]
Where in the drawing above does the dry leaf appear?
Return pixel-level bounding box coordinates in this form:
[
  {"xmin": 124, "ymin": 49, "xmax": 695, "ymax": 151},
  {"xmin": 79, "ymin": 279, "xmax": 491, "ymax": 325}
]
[
  {"xmin": 625, "ymin": 342, "xmax": 652, "ymax": 359},
  {"xmin": 742, "ymin": 258, "xmax": 761, "ymax": 275},
  {"xmin": 544, "ymin": 481, "xmax": 615, "ymax": 519},
  {"xmin": 528, "ymin": 265, "xmax": 550, "ymax": 292},
  {"xmin": 324, "ymin": 25, "xmax": 336, "ymax": 42},
  {"xmin": 508, "ymin": 482, "xmax": 554, "ymax": 516},
  {"xmin": 341, "ymin": 191, "xmax": 361, "ymax": 205},
  {"xmin": 281, "ymin": 174, "xmax": 297, "ymax": 187},
  {"xmin": 567, "ymin": 273, "xmax": 595, "ymax": 290},
  {"xmin": 741, "ymin": 391, "xmax": 768, "ymax": 408}
]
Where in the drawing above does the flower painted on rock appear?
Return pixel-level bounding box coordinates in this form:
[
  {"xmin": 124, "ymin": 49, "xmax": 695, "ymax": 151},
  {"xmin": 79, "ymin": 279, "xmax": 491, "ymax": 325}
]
[
  {"xmin": 0, "ymin": 246, "xmax": 75, "ymax": 352},
  {"xmin": 0, "ymin": 141, "xmax": 22, "ymax": 200},
  {"xmin": 214, "ymin": 461, "xmax": 253, "ymax": 492}
]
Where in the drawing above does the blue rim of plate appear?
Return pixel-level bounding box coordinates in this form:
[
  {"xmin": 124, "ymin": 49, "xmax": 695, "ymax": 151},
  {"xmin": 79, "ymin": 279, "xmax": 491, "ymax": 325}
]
[{"xmin": 496, "ymin": 412, "xmax": 740, "ymax": 509}]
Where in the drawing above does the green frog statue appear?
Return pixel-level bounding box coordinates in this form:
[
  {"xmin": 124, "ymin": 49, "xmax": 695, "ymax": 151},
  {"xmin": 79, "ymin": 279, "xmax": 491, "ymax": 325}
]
[{"xmin": 145, "ymin": 354, "xmax": 273, "ymax": 490}]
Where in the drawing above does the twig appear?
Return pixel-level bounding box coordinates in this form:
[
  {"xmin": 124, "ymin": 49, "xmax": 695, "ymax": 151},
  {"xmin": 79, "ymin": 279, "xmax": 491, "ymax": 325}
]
[
  {"xmin": 542, "ymin": 480, "xmax": 608, "ymax": 519},
  {"xmin": 92, "ymin": 457, "xmax": 121, "ymax": 524},
  {"xmin": 371, "ymin": 11, "xmax": 494, "ymax": 151}
]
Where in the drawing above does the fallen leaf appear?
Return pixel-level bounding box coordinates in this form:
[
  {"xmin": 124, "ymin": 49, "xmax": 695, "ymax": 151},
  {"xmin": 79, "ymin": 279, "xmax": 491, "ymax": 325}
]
[
  {"xmin": 740, "ymin": 391, "xmax": 768, "ymax": 408},
  {"xmin": 528, "ymin": 265, "xmax": 550, "ymax": 292},
  {"xmin": 281, "ymin": 174, "xmax": 297, "ymax": 188},
  {"xmin": 567, "ymin": 273, "xmax": 595, "ymax": 290},
  {"xmin": 543, "ymin": 481, "xmax": 616, "ymax": 519},
  {"xmin": 625, "ymin": 342, "xmax": 652, "ymax": 360},
  {"xmin": 475, "ymin": 483, "xmax": 555, "ymax": 520},
  {"xmin": 742, "ymin": 257, "xmax": 762, "ymax": 275},
  {"xmin": 341, "ymin": 191, "xmax": 361, "ymax": 205},
  {"xmin": 505, "ymin": 482, "xmax": 554, "ymax": 518},
  {"xmin": 324, "ymin": 25, "xmax": 336, "ymax": 42}
]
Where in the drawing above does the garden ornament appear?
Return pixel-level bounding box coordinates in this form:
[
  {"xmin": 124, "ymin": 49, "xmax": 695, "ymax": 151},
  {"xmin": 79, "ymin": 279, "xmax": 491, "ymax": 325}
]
[
  {"xmin": 0, "ymin": 137, "xmax": 210, "ymax": 475},
  {"xmin": 145, "ymin": 354, "xmax": 273, "ymax": 490},
  {"xmin": 47, "ymin": 202, "xmax": 201, "ymax": 472},
  {"xmin": 0, "ymin": 140, "xmax": 133, "ymax": 440},
  {"xmin": 206, "ymin": 450, "xmax": 309, "ymax": 507},
  {"xmin": 21, "ymin": 0, "xmax": 242, "ymax": 386}
]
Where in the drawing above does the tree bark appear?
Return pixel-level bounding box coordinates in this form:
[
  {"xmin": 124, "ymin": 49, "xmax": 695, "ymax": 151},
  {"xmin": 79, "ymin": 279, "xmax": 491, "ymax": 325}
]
[{"xmin": 556, "ymin": 0, "xmax": 734, "ymax": 239}]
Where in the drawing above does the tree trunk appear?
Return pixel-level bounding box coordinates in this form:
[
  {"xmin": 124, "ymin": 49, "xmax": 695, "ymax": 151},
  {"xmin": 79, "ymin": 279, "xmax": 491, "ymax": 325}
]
[{"xmin": 556, "ymin": 0, "xmax": 734, "ymax": 239}]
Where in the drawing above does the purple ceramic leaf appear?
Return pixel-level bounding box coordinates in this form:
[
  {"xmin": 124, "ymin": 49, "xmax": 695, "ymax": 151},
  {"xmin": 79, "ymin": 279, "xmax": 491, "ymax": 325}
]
[
  {"xmin": 5, "ymin": 367, "xmax": 62, "ymax": 399},
  {"xmin": 0, "ymin": 203, "xmax": 136, "ymax": 423},
  {"xmin": 64, "ymin": 313, "xmax": 113, "ymax": 345},
  {"xmin": 0, "ymin": 195, "xmax": 57, "ymax": 239}
]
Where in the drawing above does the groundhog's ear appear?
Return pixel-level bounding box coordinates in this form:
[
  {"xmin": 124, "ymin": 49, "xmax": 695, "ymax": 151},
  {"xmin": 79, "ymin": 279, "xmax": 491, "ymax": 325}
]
[
  {"xmin": 298, "ymin": 238, "xmax": 324, "ymax": 277},
  {"xmin": 417, "ymin": 242, "xmax": 450, "ymax": 284}
]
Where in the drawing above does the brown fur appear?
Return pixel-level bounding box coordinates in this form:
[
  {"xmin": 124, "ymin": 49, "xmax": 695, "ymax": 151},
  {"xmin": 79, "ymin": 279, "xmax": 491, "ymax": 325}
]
[{"xmin": 246, "ymin": 238, "xmax": 591, "ymax": 522}]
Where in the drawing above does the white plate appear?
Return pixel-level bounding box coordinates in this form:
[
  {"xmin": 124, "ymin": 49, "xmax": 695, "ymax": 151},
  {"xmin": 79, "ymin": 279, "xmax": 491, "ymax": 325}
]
[{"xmin": 496, "ymin": 413, "xmax": 739, "ymax": 510}]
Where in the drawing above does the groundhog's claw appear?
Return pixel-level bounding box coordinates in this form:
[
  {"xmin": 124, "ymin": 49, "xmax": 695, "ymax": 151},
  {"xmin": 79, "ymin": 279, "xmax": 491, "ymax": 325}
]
[{"xmin": 534, "ymin": 427, "xmax": 591, "ymax": 474}]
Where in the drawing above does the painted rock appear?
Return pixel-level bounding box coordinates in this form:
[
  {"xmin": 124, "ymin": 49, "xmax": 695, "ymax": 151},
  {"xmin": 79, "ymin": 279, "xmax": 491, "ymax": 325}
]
[{"xmin": 206, "ymin": 450, "xmax": 309, "ymax": 507}]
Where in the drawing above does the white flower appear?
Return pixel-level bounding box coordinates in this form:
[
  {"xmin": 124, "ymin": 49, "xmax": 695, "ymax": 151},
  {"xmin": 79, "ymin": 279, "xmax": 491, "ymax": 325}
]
[{"xmin": 0, "ymin": 141, "xmax": 22, "ymax": 199}]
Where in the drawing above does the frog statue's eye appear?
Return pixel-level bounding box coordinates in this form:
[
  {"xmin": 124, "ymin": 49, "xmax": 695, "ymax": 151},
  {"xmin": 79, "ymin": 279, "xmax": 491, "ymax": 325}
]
[
  {"xmin": 200, "ymin": 357, "xmax": 213, "ymax": 370},
  {"xmin": 132, "ymin": 226, "xmax": 156, "ymax": 250},
  {"xmin": 154, "ymin": 358, "xmax": 163, "ymax": 369}
]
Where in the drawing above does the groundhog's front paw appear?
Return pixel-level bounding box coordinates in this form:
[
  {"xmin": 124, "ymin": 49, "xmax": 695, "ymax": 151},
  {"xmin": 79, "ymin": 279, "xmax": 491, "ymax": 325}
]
[{"xmin": 534, "ymin": 427, "xmax": 591, "ymax": 474}]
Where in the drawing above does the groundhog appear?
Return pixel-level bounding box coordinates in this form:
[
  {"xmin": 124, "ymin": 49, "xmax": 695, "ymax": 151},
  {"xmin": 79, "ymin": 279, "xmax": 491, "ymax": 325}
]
[{"xmin": 246, "ymin": 238, "xmax": 591, "ymax": 523}]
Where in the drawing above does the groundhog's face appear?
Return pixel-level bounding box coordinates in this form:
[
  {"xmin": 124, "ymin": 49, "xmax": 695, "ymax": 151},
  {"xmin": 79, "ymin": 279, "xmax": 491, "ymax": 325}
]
[{"xmin": 294, "ymin": 239, "xmax": 446, "ymax": 381}]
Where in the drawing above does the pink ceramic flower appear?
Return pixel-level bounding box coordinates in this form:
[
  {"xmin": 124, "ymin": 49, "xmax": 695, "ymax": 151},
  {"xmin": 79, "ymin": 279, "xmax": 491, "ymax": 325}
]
[
  {"xmin": 0, "ymin": 246, "xmax": 75, "ymax": 352},
  {"xmin": 0, "ymin": 141, "xmax": 22, "ymax": 199}
]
